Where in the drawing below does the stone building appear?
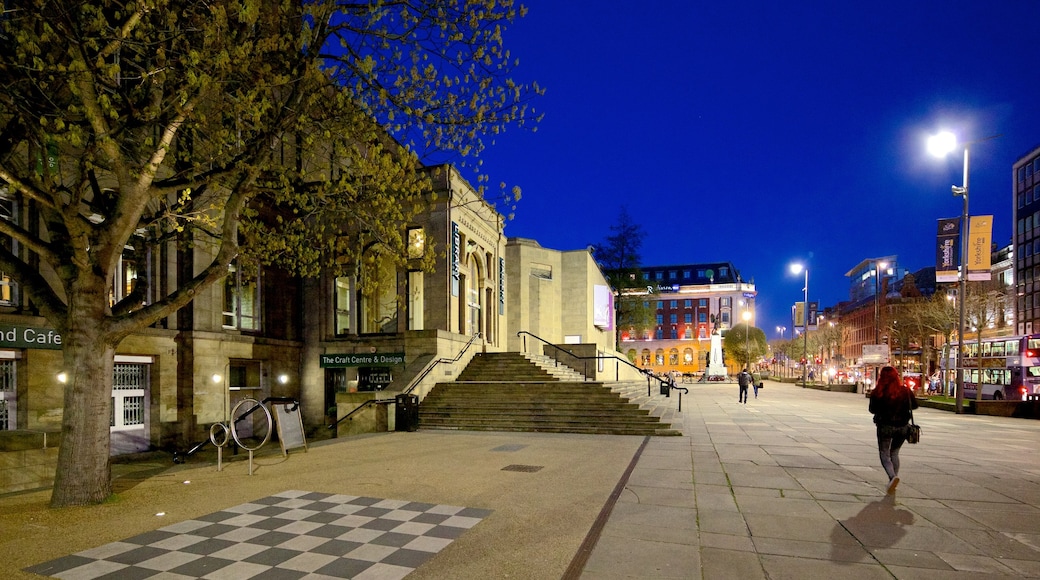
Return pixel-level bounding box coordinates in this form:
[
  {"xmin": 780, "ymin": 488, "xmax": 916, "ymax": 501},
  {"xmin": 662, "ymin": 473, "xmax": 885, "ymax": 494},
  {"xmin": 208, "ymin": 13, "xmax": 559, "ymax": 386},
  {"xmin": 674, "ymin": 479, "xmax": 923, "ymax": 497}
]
[{"xmin": 0, "ymin": 161, "xmax": 622, "ymax": 492}]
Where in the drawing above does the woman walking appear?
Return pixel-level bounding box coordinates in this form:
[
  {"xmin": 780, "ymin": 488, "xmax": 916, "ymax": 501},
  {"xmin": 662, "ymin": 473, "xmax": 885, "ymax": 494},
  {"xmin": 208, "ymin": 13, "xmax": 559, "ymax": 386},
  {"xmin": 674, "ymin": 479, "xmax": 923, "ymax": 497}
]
[{"xmin": 869, "ymin": 366, "xmax": 918, "ymax": 494}]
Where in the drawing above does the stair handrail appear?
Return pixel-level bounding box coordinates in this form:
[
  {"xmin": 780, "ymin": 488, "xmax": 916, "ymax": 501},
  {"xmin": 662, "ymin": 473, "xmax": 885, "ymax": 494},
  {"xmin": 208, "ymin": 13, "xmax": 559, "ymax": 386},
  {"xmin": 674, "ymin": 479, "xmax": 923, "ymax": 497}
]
[
  {"xmin": 515, "ymin": 332, "xmax": 686, "ymax": 413},
  {"xmin": 516, "ymin": 330, "xmax": 688, "ymax": 409},
  {"xmin": 327, "ymin": 332, "xmax": 483, "ymax": 433}
]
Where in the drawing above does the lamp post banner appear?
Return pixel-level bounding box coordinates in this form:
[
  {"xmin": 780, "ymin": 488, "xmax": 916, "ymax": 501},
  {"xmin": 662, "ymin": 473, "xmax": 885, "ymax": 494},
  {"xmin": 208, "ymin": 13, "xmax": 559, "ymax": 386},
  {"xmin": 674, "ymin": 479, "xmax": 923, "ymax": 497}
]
[
  {"xmin": 936, "ymin": 217, "xmax": 960, "ymax": 283},
  {"xmin": 967, "ymin": 215, "xmax": 993, "ymax": 281}
]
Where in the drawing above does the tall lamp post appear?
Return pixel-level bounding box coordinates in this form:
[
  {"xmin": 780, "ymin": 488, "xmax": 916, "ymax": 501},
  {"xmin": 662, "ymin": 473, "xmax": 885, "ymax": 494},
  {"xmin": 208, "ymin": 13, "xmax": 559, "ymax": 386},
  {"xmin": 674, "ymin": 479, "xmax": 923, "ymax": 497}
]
[
  {"xmin": 928, "ymin": 131, "xmax": 999, "ymax": 414},
  {"xmin": 742, "ymin": 309, "xmax": 752, "ymax": 370},
  {"xmin": 790, "ymin": 263, "xmax": 809, "ymax": 387},
  {"xmin": 873, "ymin": 260, "xmax": 890, "ymax": 387}
]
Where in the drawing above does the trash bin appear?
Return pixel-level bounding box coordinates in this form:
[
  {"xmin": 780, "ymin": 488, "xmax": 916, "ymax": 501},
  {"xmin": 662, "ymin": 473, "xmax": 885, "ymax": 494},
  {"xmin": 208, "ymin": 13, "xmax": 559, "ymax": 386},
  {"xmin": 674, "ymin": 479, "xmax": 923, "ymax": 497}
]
[
  {"xmin": 660, "ymin": 380, "xmax": 670, "ymax": 397},
  {"xmin": 395, "ymin": 394, "xmax": 419, "ymax": 432}
]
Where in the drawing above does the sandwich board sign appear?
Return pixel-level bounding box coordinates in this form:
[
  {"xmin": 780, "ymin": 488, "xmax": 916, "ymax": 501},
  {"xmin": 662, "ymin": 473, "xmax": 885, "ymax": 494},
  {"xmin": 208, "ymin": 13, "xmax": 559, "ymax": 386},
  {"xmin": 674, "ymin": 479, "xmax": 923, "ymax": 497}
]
[{"xmin": 273, "ymin": 401, "xmax": 307, "ymax": 456}]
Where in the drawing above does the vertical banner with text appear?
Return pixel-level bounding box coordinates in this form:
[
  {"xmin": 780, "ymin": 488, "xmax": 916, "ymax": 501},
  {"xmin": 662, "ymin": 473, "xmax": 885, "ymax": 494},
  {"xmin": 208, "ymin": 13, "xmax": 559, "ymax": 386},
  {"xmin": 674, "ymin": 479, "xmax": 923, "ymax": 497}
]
[
  {"xmin": 793, "ymin": 301, "xmax": 805, "ymax": 328},
  {"xmin": 451, "ymin": 222, "xmax": 460, "ymax": 296},
  {"xmin": 967, "ymin": 215, "xmax": 993, "ymax": 281},
  {"xmin": 935, "ymin": 217, "xmax": 960, "ymax": 283}
]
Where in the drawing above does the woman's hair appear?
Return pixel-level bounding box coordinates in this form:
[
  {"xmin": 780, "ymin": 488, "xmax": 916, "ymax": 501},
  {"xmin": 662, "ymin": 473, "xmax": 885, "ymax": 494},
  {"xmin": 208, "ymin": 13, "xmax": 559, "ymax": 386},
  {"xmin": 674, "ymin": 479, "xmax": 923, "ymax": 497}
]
[{"xmin": 871, "ymin": 366, "xmax": 903, "ymax": 399}]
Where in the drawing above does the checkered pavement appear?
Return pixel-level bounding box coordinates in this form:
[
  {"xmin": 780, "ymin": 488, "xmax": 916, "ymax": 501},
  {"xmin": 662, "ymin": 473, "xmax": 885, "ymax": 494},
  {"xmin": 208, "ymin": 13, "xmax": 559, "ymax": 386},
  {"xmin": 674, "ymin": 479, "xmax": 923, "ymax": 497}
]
[{"xmin": 25, "ymin": 490, "xmax": 491, "ymax": 579}]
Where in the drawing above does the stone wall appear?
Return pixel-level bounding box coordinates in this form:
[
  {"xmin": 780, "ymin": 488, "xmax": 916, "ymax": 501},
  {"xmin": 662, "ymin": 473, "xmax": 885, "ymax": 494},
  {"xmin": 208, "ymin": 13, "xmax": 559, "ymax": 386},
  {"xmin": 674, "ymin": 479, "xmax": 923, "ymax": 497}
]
[{"xmin": 0, "ymin": 430, "xmax": 61, "ymax": 494}]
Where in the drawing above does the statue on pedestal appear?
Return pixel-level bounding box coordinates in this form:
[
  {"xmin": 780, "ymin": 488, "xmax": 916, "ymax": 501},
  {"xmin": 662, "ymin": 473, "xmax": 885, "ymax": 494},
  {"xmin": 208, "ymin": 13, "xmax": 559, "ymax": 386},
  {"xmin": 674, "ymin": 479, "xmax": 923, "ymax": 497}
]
[{"xmin": 705, "ymin": 315, "xmax": 728, "ymax": 380}]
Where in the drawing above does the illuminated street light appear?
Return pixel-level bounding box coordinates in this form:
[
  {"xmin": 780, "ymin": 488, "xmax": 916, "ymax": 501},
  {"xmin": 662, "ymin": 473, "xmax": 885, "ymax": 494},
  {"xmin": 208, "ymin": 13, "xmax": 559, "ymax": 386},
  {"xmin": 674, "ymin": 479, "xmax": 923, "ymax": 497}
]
[
  {"xmin": 789, "ymin": 263, "xmax": 809, "ymax": 387},
  {"xmin": 928, "ymin": 131, "xmax": 999, "ymax": 414},
  {"xmin": 742, "ymin": 309, "xmax": 752, "ymax": 370}
]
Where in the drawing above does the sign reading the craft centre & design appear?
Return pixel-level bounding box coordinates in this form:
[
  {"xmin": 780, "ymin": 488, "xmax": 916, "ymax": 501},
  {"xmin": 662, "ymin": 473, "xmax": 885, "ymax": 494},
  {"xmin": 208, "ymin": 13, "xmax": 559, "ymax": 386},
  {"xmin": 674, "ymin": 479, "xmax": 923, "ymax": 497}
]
[
  {"xmin": 320, "ymin": 352, "xmax": 406, "ymax": 367},
  {"xmin": 0, "ymin": 325, "xmax": 63, "ymax": 350}
]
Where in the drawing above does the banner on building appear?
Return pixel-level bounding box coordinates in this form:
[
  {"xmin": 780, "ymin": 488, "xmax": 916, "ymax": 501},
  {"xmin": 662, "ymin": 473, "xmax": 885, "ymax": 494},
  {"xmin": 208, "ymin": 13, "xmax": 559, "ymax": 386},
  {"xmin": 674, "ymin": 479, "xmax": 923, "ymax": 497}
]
[
  {"xmin": 451, "ymin": 222, "xmax": 460, "ymax": 296},
  {"xmin": 967, "ymin": 215, "xmax": 993, "ymax": 281},
  {"xmin": 808, "ymin": 301, "xmax": 819, "ymax": 330},
  {"xmin": 593, "ymin": 284, "xmax": 612, "ymax": 329},
  {"xmin": 935, "ymin": 217, "xmax": 959, "ymax": 283}
]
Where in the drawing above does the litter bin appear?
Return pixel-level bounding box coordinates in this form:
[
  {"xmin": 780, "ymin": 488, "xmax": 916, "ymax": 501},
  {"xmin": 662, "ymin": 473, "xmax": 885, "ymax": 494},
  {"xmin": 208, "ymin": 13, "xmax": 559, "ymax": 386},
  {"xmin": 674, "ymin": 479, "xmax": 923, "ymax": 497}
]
[
  {"xmin": 395, "ymin": 394, "xmax": 419, "ymax": 432},
  {"xmin": 660, "ymin": 380, "xmax": 670, "ymax": 397}
]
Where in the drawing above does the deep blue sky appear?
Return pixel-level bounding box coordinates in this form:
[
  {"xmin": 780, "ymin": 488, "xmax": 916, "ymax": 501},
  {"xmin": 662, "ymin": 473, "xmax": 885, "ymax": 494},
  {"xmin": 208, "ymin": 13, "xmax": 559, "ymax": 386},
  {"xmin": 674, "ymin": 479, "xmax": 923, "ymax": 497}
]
[{"xmin": 461, "ymin": 1, "xmax": 1039, "ymax": 337}]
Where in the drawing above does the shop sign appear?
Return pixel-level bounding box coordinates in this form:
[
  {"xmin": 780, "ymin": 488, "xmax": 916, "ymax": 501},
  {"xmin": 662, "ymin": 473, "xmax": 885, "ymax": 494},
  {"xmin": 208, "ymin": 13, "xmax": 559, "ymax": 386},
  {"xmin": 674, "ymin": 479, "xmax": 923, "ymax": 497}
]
[
  {"xmin": 320, "ymin": 352, "xmax": 405, "ymax": 367},
  {"xmin": 0, "ymin": 325, "xmax": 63, "ymax": 350}
]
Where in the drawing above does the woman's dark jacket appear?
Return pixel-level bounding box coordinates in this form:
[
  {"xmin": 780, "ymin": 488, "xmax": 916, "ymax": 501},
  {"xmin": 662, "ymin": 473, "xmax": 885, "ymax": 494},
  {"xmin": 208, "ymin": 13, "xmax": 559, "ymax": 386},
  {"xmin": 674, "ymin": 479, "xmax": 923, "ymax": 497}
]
[{"xmin": 869, "ymin": 389, "xmax": 919, "ymax": 427}]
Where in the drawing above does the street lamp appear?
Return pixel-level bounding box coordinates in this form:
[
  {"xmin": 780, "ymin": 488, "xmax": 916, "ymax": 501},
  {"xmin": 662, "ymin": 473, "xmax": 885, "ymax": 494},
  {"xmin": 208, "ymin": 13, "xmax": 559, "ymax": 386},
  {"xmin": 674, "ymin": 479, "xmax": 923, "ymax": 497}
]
[
  {"xmin": 776, "ymin": 326, "xmax": 786, "ymax": 339},
  {"xmin": 928, "ymin": 131, "xmax": 998, "ymax": 414},
  {"xmin": 742, "ymin": 309, "xmax": 752, "ymax": 370},
  {"xmin": 790, "ymin": 263, "xmax": 809, "ymax": 387},
  {"xmin": 872, "ymin": 260, "xmax": 891, "ymax": 385}
]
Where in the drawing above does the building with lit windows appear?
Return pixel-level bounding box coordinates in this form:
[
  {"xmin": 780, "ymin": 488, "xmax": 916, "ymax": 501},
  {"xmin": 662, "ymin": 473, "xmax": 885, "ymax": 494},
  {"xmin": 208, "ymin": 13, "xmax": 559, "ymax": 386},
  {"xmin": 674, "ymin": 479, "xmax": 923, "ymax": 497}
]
[
  {"xmin": 617, "ymin": 263, "xmax": 756, "ymax": 376},
  {"xmin": 1014, "ymin": 144, "xmax": 1040, "ymax": 335}
]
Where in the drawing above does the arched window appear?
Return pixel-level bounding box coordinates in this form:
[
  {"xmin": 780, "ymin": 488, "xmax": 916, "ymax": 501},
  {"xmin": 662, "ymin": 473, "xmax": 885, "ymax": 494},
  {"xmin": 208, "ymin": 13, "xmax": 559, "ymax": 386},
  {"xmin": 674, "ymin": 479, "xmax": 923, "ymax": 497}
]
[
  {"xmin": 655, "ymin": 349, "xmax": 664, "ymax": 366},
  {"xmin": 669, "ymin": 349, "xmax": 679, "ymax": 365},
  {"xmin": 683, "ymin": 349, "xmax": 694, "ymax": 366}
]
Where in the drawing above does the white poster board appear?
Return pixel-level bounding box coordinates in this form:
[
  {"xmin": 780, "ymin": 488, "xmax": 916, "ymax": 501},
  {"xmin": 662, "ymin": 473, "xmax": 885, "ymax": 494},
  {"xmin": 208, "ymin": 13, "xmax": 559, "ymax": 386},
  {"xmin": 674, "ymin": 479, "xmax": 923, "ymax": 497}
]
[
  {"xmin": 273, "ymin": 402, "xmax": 307, "ymax": 456},
  {"xmin": 862, "ymin": 344, "xmax": 890, "ymax": 365}
]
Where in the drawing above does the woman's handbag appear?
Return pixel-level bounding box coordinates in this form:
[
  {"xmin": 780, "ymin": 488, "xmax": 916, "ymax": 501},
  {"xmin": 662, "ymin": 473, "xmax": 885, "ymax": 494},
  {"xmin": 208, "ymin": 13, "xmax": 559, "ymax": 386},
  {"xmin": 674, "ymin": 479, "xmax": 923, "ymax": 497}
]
[{"xmin": 906, "ymin": 401, "xmax": 921, "ymax": 444}]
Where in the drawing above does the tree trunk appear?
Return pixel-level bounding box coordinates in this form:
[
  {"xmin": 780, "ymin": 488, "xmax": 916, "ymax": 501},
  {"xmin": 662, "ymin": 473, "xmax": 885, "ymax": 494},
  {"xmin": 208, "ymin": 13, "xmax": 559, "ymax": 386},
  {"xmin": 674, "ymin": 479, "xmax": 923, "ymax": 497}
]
[{"xmin": 50, "ymin": 294, "xmax": 116, "ymax": 508}]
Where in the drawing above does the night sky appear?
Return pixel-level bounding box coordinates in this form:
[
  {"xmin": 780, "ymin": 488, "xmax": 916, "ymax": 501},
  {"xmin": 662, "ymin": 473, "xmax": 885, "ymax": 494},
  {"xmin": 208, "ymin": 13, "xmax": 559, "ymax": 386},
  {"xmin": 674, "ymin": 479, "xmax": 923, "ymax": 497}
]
[{"xmin": 455, "ymin": 0, "xmax": 1040, "ymax": 337}]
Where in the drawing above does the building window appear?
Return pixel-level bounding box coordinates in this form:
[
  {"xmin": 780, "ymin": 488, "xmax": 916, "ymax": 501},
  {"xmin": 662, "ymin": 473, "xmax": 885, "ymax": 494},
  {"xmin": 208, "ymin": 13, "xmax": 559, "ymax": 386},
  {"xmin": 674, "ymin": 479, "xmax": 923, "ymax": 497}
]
[
  {"xmin": 721, "ymin": 297, "xmax": 730, "ymax": 306},
  {"xmin": 669, "ymin": 271, "xmax": 677, "ymax": 279},
  {"xmin": 111, "ymin": 363, "xmax": 147, "ymax": 430},
  {"xmin": 657, "ymin": 301, "xmax": 663, "ymax": 309},
  {"xmin": 223, "ymin": 260, "xmax": 260, "ymax": 331},
  {"xmin": 334, "ymin": 276, "xmax": 351, "ymax": 336},
  {"xmin": 698, "ymin": 313, "xmax": 707, "ymax": 323},
  {"xmin": 0, "ymin": 359, "xmax": 15, "ymax": 430},
  {"xmin": 669, "ymin": 314, "xmax": 677, "ymax": 324},
  {"xmin": 684, "ymin": 300, "xmax": 692, "ymax": 308},
  {"xmin": 656, "ymin": 314, "xmax": 663, "ymax": 325},
  {"xmin": 685, "ymin": 313, "xmax": 692, "ymax": 323},
  {"xmin": 699, "ymin": 299, "xmax": 707, "ymax": 307},
  {"xmin": 408, "ymin": 270, "xmax": 424, "ymax": 330},
  {"xmin": 360, "ymin": 247, "xmax": 398, "ymax": 334},
  {"xmin": 110, "ymin": 244, "xmax": 151, "ymax": 311},
  {"xmin": 407, "ymin": 227, "xmax": 426, "ymax": 259},
  {"xmin": 670, "ymin": 300, "xmax": 677, "ymax": 308},
  {"xmin": 0, "ymin": 195, "xmax": 18, "ymax": 306}
]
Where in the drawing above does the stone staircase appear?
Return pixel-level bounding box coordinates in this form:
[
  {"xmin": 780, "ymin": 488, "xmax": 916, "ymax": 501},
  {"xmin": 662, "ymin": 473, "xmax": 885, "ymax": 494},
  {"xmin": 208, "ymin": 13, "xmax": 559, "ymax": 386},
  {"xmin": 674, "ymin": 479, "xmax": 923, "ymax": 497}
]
[{"xmin": 419, "ymin": 352, "xmax": 682, "ymax": 436}]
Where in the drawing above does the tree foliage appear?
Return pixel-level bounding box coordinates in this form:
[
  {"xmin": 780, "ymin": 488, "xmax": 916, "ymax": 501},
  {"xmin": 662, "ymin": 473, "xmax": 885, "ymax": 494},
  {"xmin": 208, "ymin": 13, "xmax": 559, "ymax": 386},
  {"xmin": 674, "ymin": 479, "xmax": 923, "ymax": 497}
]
[
  {"xmin": 723, "ymin": 324, "xmax": 766, "ymax": 369},
  {"xmin": 0, "ymin": 0, "xmax": 540, "ymax": 506}
]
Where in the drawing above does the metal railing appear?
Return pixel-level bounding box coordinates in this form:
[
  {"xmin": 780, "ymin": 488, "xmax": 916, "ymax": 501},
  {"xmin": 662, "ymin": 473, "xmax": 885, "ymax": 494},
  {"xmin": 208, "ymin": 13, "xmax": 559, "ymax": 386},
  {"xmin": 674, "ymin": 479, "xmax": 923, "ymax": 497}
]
[
  {"xmin": 328, "ymin": 333, "xmax": 483, "ymax": 433},
  {"xmin": 516, "ymin": 331, "xmax": 688, "ymax": 411}
]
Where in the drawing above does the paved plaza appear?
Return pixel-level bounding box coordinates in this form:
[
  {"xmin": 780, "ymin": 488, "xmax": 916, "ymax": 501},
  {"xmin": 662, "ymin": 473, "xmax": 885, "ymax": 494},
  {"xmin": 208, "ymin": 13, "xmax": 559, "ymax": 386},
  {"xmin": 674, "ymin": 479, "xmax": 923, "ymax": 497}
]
[{"xmin": 4, "ymin": 380, "xmax": 1040, "ymax": 579}]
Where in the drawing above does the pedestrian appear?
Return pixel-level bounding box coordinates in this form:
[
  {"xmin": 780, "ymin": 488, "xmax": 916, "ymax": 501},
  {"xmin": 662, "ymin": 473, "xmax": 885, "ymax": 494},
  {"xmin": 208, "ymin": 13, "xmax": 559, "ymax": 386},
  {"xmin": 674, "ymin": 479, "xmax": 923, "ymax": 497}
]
[
  {"xmin": 868, "ymin": 366, "xmax": 919, "ymax": 494},
  {"xmin": 737, "ymin": 368, "xmax": 752, "ymax": 404},
  {"xmin": 751, "ymin": 370, "xmax": 761, "ymax": 398}
]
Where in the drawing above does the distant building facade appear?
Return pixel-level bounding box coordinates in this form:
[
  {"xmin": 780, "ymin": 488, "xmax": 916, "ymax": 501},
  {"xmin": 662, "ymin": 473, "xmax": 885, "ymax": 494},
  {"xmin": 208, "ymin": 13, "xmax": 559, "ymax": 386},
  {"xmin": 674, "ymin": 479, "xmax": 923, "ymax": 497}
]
[{"xmin": 617, "ymin": 263, "xmax": 756, "ymax": 375}]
